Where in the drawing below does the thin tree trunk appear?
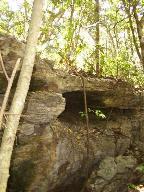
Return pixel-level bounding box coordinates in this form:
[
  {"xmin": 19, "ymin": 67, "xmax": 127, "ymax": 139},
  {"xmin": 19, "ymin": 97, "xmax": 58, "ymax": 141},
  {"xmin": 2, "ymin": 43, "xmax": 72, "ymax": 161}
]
[
  {"xmin": 113, "ymin": 24, "xmax": 119, "ymax": 77},
  {"xmin": 0, "ymin": 0, "xmax": 43, "ymax": 191},
  {"xmin": 133, "ymin": 6, "xmax": 144, "ymax": 70},
  {"xmin": 122, "ymin": 0, "xmax": 141, "ymax": 61},
  {"xmin": 69, "ymin": 0, "xmax": 75, "ymax": 48},
  {"xmin": 127, "ymin": 27, "xmax": 134, "ymax": 61},
  {"xmin": 106, "ymin": 27, "xmax": 117, "ymax": 56},
  {"xmin": 95, "ymin": 0, "xmax": 100, "ymax": 76}
]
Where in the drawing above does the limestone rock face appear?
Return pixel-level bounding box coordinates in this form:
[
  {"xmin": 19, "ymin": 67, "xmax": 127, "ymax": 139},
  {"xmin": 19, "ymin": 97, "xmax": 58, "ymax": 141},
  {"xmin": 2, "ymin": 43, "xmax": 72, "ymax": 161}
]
[
  {"xmin": 89, "ymin": 156, "xmax": 137, "ymax": 192},
  {"xmin": 0, "ymin": 34, "xmax": 144, "ymax": 192},
  {"xmin": 0, "ymin": 34, "xmax": 25, "ymax": 70},
  {"xmin": 0, "ymin": 34, "xmax": 25, "ymax": 93},
  {"xmin": 24, "ymin": 92, "xmax": 65, "ymax": 123}
]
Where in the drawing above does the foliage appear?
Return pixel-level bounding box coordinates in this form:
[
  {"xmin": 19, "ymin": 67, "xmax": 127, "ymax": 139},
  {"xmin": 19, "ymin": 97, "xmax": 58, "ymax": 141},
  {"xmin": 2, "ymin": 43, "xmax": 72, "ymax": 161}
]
[
  {"xmin": 136, "ymin": 164, "xmax": 144, "ymax": 173},
  {"xmin": 128, "ymin": 183, "xmax": 137, "ymax": 190},
  {"xmin": 0, "ymin": 0, "xmax": 32, "ymax": 39},
  {"xmin": 79, "ymin": 111, "xmax": 87, "ymax": 118},
  {"xmin": 79, "ymin": 108, "xmax": 106, "ymax": 119},
  {"xmin": 88, "ymin": 108, "xmax": 106, "ymax": 119}
]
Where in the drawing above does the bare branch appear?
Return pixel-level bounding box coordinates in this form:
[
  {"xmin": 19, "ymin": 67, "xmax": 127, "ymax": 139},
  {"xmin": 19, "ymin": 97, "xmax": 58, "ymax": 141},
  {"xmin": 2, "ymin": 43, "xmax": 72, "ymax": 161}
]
[
  {"xmin": 0, "ymin": 51, "xmax": 10, "ymax": 81},
  {"xmin": 0, "ymin": 58, "xmax": 21, "ymax": 130}
]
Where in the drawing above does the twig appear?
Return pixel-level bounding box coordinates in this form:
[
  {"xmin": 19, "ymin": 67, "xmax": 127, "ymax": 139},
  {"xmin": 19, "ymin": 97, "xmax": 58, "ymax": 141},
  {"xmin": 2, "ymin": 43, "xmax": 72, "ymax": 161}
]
[
  {"xmin": 0, "ymin": 51, "xmax": 10, "ymax": 81},
  {"xmin": 69, "ymin": 67, "xmax": 90, "ymax": 192},
  {"xmin": 0, "ymin": 58, "xmax": 21, "ymax": 130},
  {"xmin": 80, "ymin": 76, "xmax": 90, "ymax": 192}
]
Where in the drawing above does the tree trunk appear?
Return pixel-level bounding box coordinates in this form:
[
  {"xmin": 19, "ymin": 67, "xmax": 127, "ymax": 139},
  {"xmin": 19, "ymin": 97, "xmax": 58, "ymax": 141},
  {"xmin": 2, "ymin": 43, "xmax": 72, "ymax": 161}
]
[
  {"xmin": 122, "ymin": 0, "xmax": 144, "ymax": 70},
  {"xmin": 133, "ymin": 6, "xmax": 144, "ymax": 70},
  {"xmin": 0, "ymin": 0, "xmax": 43, "ymax": 191},
  {"xmin": 122, "ymin": 0, "xmax": 141, "ymax": 61},
  {"xmin": 95, "ymin": 0, "xmax": 100, "ymax": 76},
  {"xmin": 127, "ymin": 27, "xmax": 134, "ymax": 62}
]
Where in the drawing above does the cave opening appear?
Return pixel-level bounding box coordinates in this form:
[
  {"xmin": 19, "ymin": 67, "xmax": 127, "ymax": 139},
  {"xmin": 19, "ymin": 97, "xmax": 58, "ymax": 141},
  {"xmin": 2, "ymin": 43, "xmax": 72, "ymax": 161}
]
[{"xmin": 59, "ymin": 90, "xmax": 134, "ymax": 124}]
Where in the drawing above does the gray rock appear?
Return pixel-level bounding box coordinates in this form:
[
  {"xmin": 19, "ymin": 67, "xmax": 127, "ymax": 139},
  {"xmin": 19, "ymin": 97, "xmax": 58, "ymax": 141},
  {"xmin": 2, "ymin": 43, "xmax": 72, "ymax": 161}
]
[
  {"xmin": 97, "ymin": 157, "xmax": 117, "ymax": 180},
  {"xmin": 24, "ymin": 92, "xmax": 65, "ymax": 123},
  {"xmin": 116, "ymin": 155, "xmax": 137, "ymax": 173}
]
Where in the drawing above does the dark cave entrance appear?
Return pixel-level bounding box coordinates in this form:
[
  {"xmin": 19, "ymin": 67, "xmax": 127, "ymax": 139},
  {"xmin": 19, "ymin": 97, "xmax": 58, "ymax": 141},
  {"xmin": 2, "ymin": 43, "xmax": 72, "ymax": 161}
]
[{"xmin": 59, "ymin": 90, "xmax": 134, "ymax": 124}]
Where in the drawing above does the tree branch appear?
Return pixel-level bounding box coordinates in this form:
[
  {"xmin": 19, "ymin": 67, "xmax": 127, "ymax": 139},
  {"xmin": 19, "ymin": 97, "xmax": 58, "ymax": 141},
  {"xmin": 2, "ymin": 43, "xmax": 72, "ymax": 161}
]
[
  {"xmin": 0, "ymin": 51, "xmax": 10, "ymax": 81},
  {"xmin": 0, "ymin": 58, "xmax": 21, "ymax": 130}
]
